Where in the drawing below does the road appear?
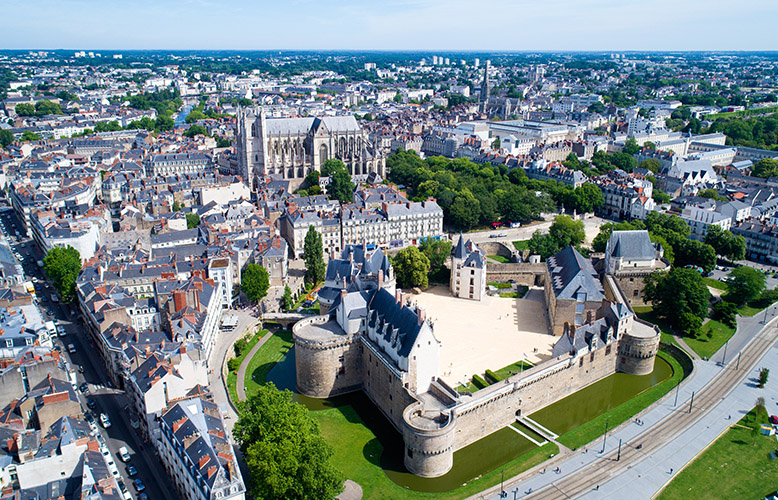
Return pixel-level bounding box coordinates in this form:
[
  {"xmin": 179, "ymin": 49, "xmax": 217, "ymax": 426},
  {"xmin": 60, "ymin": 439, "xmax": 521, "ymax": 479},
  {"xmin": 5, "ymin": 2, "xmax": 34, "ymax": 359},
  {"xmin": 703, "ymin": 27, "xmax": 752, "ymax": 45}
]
[
  {"xmin": 472, "ymin": 310, "xmax": 778, "ymax": 500},
  {"xmin": 461, "ymin": 214, "xmax": 609, "ymax": 248},
  {"xmin": 0, "ymin": 203, "xmax": 177, "ymax": 500}
]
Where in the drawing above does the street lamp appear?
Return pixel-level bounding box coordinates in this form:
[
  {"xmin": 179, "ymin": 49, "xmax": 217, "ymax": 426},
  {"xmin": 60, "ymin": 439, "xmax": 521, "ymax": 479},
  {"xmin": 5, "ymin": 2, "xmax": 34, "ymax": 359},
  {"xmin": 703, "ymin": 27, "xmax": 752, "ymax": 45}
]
[
  {"xmin": 500, "ymin": 469, "xmax": 505, "ymax": 498},
  {"xmin": 601, "ymin": 418, "xmax": 609, "ymax": 453}
]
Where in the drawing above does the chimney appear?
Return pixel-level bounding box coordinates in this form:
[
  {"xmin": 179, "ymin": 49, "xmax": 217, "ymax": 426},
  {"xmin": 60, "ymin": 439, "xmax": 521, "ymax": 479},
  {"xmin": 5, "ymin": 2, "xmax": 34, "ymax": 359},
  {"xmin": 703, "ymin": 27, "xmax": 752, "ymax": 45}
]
[
  {"xmin": 173, "ymin": 290, "xmax": 187, "ymax": 312},
  {"xmin": 417, "ymin": 307, "xmax": 426, "ymax": 326},
  {"xmin": 395, "ymin": 289, "xmax": 403, "ymax": 304},
  {"xmin": 377, "ymin": 270, "xmax": 383, "ymax": 289},
  {"xmin": 192, "ymin": 289, "xmax": 200, "ymax": 311}
]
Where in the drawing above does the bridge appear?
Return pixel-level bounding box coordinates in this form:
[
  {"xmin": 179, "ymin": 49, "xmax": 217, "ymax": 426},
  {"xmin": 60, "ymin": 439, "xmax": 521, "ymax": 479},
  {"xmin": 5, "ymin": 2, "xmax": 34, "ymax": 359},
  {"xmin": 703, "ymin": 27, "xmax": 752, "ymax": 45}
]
[{"xmin": 262, "ymin": 311, "xmax": 317, "ymax": 326}]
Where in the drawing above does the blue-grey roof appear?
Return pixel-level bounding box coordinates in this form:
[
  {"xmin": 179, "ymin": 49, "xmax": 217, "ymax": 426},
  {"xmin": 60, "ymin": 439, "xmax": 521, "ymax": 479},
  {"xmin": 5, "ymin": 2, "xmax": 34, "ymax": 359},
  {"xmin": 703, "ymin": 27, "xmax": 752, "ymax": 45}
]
[
  {"xmin": 547, "ymin": 246, "xmax": 604, "ymax": 301},
  {"xmin": 607, "ymin": 230, "xmax": 655, "ymax": 260},
  {"xmin": 366, "ymin": 288, "xmax": 422, "ymax": 358}
]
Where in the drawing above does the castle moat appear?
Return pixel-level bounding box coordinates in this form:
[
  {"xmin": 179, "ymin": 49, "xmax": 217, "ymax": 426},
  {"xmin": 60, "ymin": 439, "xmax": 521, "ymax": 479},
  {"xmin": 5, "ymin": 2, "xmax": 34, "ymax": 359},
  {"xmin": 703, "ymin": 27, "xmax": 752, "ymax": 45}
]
[{"xmin": 266, "ymin": 346, "xmax": 674, "ymax": 493}]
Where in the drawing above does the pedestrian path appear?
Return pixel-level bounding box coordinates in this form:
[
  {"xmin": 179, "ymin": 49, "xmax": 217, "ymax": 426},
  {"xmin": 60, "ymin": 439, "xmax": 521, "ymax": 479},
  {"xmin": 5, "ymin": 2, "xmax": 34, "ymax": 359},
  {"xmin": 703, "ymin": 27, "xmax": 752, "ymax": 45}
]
[
  {"xmin": 236, "ymin": 330, "xmax": 275, "ymax": 401},
  {"xmin": 472, "ymin": 309, "xmax": 778, "ymax": 500}
]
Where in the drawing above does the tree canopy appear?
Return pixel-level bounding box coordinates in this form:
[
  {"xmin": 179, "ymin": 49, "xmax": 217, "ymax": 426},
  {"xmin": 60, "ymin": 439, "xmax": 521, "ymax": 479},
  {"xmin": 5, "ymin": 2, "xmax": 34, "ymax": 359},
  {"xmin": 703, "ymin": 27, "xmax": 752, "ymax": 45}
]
[
  {"xmin": 644, "ymin": 267, "xmax": 711, "ymax": 338},
  {"xmin": 704, "ymin": 225, "xmax": 746, "ymax": 261},
  {"xmin": 242, "ymin": 263, "xmax": 270, "ymax": 303},
  {"xmin": 393, "ymin": 245, "xmax": 431, "ymax": 289},
  {"xmin": 321, "ymin": 159, "xmax": 355, "ymax": 204},
  {"xmin": 233, "ymin": 384, "xmax": 343, "ymax": 500},
  {"xmin": 43, "ymin": 246, "xmax": 81, "ymax": 303},
  {"xmin": 419, "ymin": 237, "xmax": 452, "ymax": 273},
  {"xmin": 528, "ymin": 215, "xmax": 586, "ymax": 260},
  {"xmin": 752, "ymin": 158, "xmax": 778, "ymax": 179},
  {"xmin": 185, "ymin": 213, "xmax": 200, "ymax": 229},
  {"xmin": 303, "ymin": 226, "xmax": 325, "ymax": 284},
  {"xmin": 725, "ymin": 266, "xmax": 767, "ymax": 306}
]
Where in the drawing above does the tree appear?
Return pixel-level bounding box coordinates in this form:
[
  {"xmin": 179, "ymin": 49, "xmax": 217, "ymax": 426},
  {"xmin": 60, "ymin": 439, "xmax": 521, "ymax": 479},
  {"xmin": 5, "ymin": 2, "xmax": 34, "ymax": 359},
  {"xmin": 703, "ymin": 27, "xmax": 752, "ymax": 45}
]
[
  {"xmin": 393, "ymin": 246, "xmax": 430, "ymax": 289},
  {"xmin": 419, "ymin": 238, "xmax": 452, "ymax": 272},
  {"xmin": 652, "ymin": 189, "xmax": 672, "ymax": 205},
  {"xmin": 15, "ymin": 103, "xmax": 35, "ymax": 116},
  {"xmin": 638, "ymin": 158, "xmax": 662, "ymax": 173},
  {"xmin": 172, "ymin": 201, "xmax": 181, "ymax": 212},
  {"xmin": 154, "ymin": 115, "xmax": 174, "ymax": 132},
  {"xmin": 185, "ymin": 213, "xmax": 200, "ymax": 229},
  {"xmin": 591, "ymin": 221, "xmax": 643, "ymax": 253},
  {"xmin": 303, "ymin": 226, "xmax": 325, "ymax": 284},
  {"xmin": 697, "ymin": 188, "xmax": 724, "ymax": 201},
  {"xmin": 704, "ymin": 225, "xmax": 745, "ymax": 261},
  {"xmin": 21, "ymin": 130, "xmax": 40, "ymax": 142},
  {"xmin": 568, "ymin": 183, "xmax": 604, "ymax": 214},
  {"xmin": 321, "ymin": 159, "xmax": 354, "ymax": 204},
  {"xmin": 0, "ymin": 129, "xmax": 13, "ymax": 149},
  {"xmin": 393, "ymin": 93, "xmax": 403, "ymax": 103},
  {"xmin": 587, "ymin": 101, "xmax": 605, "ymax": 114},
  {"xmin": 712, "ymin": 301, "xmax": 738, "ymax": 329},
  {"xmin": 304, "ymin": 170, "xmax": 320, "ymax": 190},
  {"xmin": 529, "ymin": 215, "xmax": 586, "ymax": 260},
  {"xmin": 674, "ymin": 239, "xmax": 716, "ymax": 274},
  {"xmin": 758, "ymin": 368, "xmax": 770, "ymax": 388},
  {"xmin": 623, "ymin": 138, "xmax": 640, "ymax": 155},
  {"xmin": 644, "ymin": 268, "xmax": 710, "ymax": 337},
  {"xmin": 725, "ymin": 266, "xmax": 766, "ymax": 306},
  {"xmin": 233, "ymin": 384, "xmax": 343, "ymax": 500},
  {"xmin": 609, "ymin": 152, "xmax": 637, "ymax": 172},
  {"xmin": 43, "ymin": 246, "xmax": 81, "ymax": 303},
  {"xmin": 449, "ymin": 189, "xmax": 480, "ymax": 231},
  {"xmin": 281, "ymin": 285, "xmax": 294, "ymax": 312},
  {"xmin": 183, "ymin": 124, "xmax": 208, "ymax": 138},
  {"xmin": 242, "ymin": 263, "xmax": 270, "ymax": 303},
  {"xmin": 34, "ymin": 99, "xmax": 62, "ymax": 116},
  {"xmin": 753, "ymin": 158, "xmax": 778, "ymax": 179}
]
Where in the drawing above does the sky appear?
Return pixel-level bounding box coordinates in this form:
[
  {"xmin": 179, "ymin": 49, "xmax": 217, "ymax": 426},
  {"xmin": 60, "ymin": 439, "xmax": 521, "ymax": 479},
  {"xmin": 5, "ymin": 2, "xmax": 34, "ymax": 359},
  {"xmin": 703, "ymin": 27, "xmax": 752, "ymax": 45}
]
[{"xmin": 1, "ymin": 0, "xmax": 776, "ymax": 52}]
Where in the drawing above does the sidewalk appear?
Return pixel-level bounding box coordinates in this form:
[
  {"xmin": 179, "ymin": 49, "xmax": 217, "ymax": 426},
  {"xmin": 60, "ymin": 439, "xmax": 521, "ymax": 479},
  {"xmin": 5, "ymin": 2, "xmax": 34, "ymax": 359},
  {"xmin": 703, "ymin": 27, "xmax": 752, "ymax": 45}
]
[
  {"xmin": 476, "ymin": 309, "xmax": 778, "ymax": 500},
  {"xmin": 236, "ymin": 330, "xmax": 275, "ymax": 402}
]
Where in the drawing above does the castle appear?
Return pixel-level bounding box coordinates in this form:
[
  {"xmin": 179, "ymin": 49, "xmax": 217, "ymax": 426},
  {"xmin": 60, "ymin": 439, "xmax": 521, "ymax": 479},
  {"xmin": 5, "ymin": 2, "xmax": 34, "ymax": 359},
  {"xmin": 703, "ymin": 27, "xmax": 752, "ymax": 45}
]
[
  {"xmin": 449, "ymin": 236, "xmax": 487, "ymax": 301},
  {"xmin": 236, "ymin": 107, "xmax": 387, "ymax": 191},
  {"xmin": 293, "ymin": 241, "xmax": 660, "ymax": 478}
]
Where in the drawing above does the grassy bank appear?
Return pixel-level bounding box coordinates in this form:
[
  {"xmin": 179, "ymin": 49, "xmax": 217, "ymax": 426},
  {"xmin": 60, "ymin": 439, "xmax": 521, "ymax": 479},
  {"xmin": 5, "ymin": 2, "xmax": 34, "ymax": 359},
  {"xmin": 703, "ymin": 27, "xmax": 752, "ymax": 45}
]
[
  {"xmin": 557, "ymin": 350, "xmax": 688, "ymax": 450},
  {"xmin": 513, "ymin": 240, "xmax": 529, "ymax": 251},
  {"xmin": 683, "ymin": 319, "xmax": 735, "ymax": 359},
  {"xmin": 314, "ymin": 403, "xmax": 558, "ymax": 500},
  {"xmin": 488, "ymin": 254, "xmax": 511, "ymax": 263},
  {"xmin": 703, "ymin": 277, "xmax": 728, "ymax": 291},
  {"xmin": 242, "ymin": 329, "xmax": 294, "ymax": 399},
  {"xmin": 225, "ymin": 329, "xmax": 266, "ymax": 403},
  {"xmin": 633, "ymin": 306, "xmax": 678, "ymax": 346},
  {"xmin": 659, "ymin": 406, "xmax": 778, "ymax": 500}
]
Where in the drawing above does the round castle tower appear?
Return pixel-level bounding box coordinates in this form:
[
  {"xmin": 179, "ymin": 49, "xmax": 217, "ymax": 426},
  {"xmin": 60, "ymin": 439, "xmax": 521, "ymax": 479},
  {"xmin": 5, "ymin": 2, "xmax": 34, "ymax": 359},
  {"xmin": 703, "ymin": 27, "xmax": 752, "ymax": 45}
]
[{"xmin": 617, "ymin": 324, "xmax": 661, "ymax": 375}]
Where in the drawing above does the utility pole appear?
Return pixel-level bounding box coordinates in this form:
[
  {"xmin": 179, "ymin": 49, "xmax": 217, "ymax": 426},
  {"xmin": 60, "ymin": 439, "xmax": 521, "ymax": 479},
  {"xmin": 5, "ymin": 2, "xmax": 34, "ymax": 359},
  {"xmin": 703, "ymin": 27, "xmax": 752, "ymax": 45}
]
[
  {"xmin": 674, "ymin": 380, "xmax": 680, "ymax": 407},
  {"xmin": 737, "ymin": 352, "xmax": 741, "ymax": 370},
  {"xmin": 722, "ymin": 340, "xmax": 728, "ymax": 366},
  {"xmin": 500, "ymin": 469, "xmax": 505, "ymax": 498},
  {"xmin": 688, "ymin": 391, "xmax": 695, "ymax": 414},
  {"xmin": 617, "ymin": 438, "xmax": 622, "ymax": 461},
  {"xmin": 601, "ymin": 418, "xmax": 609, "ymax": 453}
]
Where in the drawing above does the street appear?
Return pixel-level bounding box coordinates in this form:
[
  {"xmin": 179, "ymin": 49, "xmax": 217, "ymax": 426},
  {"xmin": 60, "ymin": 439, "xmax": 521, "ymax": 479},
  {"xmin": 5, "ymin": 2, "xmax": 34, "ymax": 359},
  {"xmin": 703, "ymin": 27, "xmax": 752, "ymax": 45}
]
[{"xmin": 0, "ymin": 204, "xmax": 177, "ymax": 500}]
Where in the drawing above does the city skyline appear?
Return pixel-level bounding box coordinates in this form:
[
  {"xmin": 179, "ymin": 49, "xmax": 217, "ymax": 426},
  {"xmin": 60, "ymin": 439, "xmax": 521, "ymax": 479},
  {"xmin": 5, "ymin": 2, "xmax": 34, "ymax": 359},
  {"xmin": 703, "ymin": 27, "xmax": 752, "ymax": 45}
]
[{"xmin": 2, "ymin": 0, "xmax": 776, "ymax": 51}]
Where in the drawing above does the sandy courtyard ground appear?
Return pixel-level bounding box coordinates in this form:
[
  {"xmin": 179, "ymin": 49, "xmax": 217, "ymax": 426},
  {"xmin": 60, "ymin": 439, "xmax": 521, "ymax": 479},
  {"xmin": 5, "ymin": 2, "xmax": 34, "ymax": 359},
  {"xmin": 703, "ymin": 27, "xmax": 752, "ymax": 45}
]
[{"xmin": 410, "ymin": 285, "xmax": 556, "ymax": 388}]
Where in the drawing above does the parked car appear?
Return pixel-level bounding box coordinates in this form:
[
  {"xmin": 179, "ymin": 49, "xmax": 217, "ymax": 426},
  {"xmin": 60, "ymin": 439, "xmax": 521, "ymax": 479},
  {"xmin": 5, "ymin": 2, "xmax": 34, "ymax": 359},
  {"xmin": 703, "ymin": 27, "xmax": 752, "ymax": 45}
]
[
  {"xmin": 770, "ymin": 415, "xmax": 778, "ymax": 425},
  {"xmin": 100, "ymin": 413, "xmax": 111, "ymax": 429},
  {"xmin": 68, "ymin": 344, "xmax": 76, "ymax": 354},
  {"xmin": 86, "ymin": 399, "xmax": 96, "ymax": 410},
  {"xmin": 118, "ymin": 446, "xmax": 131, "ymax": 462},
  {"xmin": 126, "ymin": 464, "xmax": 137, "ymax": 477},
  {"xmin": 133, "ymin": 479, "xmax": 145, "ymax": 492}
]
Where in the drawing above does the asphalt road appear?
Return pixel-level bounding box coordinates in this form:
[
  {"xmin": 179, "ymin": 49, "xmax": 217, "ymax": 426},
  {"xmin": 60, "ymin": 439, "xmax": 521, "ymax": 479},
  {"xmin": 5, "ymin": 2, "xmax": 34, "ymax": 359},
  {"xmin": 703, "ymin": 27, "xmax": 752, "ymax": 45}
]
[{"xmin": 0, "ymin": 204, "xmax": 177, "ymax": 500}]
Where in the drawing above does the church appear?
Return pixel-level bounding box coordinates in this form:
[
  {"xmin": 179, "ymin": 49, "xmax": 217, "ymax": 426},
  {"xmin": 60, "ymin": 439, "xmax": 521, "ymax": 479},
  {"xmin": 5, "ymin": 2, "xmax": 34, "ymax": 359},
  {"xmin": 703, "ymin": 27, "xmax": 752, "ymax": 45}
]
[{"xmin": 236, "ymin": 107, "xmax": 387, "ymax": 190}]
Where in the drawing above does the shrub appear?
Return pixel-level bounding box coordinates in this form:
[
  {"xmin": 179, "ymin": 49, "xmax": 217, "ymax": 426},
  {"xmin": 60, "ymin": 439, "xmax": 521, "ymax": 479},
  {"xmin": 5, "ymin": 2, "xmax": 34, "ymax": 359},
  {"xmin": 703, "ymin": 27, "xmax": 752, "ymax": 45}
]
[
  {"xmin": 712, "ymin": 301, "xmax": 738, "ymax": 329},
  {"xmin": 759, "ymin": 368, "xmax": 770, "ymax": 388},
  {"xmin": 485, "ymin": 369, "xmax": 502, "ymax": 383},
  {"xmin": 233, "ymin": 338, "xmax": 248, "ymax": 357},
  {"xmin": 227, "ymin": 357, "xmax": 241, "ymax": 372},
  {"xmin": 472, "ymin": 374, "xmax": 489, "ymax": 389}
]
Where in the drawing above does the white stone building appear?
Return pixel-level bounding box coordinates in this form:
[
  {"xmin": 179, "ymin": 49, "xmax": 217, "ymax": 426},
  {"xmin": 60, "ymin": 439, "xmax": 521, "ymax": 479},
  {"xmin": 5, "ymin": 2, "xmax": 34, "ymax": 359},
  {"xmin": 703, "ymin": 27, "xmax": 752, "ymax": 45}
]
[{"xmin": 450, "ymin": 236, "xmax": 487, "ymax": 301}]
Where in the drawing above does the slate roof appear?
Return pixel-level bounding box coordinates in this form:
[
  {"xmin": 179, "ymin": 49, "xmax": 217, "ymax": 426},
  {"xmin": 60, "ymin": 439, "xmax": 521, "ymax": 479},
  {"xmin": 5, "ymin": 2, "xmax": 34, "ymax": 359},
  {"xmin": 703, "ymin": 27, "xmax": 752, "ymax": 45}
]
[
  {"xmin": 546, "ymin": 246, "xmax": 604, "ymax": 301},
  {"xmin": 366, "ymin": 288, "xmax": 422, "ymax": 358},
  {"xmin": 607, "ymin": 230, "xmax": 655, "ymax": 260}
]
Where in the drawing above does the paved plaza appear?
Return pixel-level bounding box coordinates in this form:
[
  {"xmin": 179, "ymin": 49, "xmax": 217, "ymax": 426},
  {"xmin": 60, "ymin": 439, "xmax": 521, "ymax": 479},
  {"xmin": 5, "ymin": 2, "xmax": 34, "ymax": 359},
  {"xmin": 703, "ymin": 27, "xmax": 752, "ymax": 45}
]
[{"xmin": 411, "ymin": 285, "xmax": 555, "ymax": 387}]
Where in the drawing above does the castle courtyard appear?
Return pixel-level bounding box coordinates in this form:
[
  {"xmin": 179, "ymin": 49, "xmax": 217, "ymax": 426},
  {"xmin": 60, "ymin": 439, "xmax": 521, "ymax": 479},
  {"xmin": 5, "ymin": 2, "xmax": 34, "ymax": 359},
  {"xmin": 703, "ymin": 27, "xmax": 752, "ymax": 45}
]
[{"xmin": 410, "ymin": 285, "xmax": 555, "ymax": 388}]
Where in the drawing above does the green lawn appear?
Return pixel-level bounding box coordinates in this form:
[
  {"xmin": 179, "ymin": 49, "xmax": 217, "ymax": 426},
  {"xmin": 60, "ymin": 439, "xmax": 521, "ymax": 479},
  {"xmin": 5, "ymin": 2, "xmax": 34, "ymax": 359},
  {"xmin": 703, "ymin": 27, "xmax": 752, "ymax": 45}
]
[
  {"xmin": 633, "ymin": 306, "xmax": 678, "ymax": 347},
  {"xmin": 226, "ymin": 329, "xmax": 267, "ymax": 404},
  {"xmin": 683, "ymin": 319, "xmax": 736, "ymax": 360},
  {"xmin": 556, "ymin": 350, "xmax": 688, "ymax": 450},
  {"xmin": 513, "ymin": 240, "xmax": 529, "ymax": 251},
  {"xmin": 738, "ymin": 304, "xmax": 763, "ymax": 317},
  {"xmin": 488, "ymin": 282, "xmax": 513, "ymax": 289},
  {"xmin": 487, "ymin": 254, "xmax": 511, "ymax": 263},
  {"xmin": 242, "ymin": 329, "xmax": 294, "ymax": 399},
  {"xmin": 314, "ymin": 404, "xmax": 558, "ymax": 500},
  {"xmin": 703, "ymin": 277, "xmax": 728, "ymax": 291},
  {"xmin": 659, "ymin": 406, "xmax": 778, "ymax": 500},
  {"xmin": 492, "ymin": 360, "xmax": 534, "ymax": 380}
]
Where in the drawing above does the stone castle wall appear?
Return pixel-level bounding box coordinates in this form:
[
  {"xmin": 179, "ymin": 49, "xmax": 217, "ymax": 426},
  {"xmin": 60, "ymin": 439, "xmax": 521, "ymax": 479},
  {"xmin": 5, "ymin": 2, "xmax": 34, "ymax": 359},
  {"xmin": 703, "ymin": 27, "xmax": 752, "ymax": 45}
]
[
  {"xmin": 293, "ymin": 316, "xmax": 363, "ymax": 398},
  {"xmin": 617, "ymin": 324, "xmax": 661, "ymax": 376}
]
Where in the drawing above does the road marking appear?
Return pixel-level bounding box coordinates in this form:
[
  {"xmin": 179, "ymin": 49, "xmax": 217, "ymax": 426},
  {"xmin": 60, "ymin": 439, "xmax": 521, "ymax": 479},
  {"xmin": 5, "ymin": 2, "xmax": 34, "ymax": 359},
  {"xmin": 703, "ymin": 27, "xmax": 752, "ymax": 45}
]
[{"xmin": 508, "ymin": 424, "xmax": 547, "ymax": 446}]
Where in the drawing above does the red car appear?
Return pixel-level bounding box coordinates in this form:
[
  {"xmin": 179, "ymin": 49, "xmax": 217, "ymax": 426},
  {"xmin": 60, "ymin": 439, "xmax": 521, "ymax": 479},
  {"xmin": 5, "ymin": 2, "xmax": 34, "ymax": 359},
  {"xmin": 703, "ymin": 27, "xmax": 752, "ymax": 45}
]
[{"xmin": 769, "ymin": 415, "xmax": 778, "ymax": 425}]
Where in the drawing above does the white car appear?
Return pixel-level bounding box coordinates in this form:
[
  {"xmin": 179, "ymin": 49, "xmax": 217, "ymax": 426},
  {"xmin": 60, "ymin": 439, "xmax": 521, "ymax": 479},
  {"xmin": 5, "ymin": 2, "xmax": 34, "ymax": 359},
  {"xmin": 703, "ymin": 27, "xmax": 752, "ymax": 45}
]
[
  {"xmin": 100, "ymin": 413, "xmax": 111, "ymax": 428},
  {"xmin": 57, "ymin": 326, "xmax": 67, "ymax": 337},
  {"xmin": 67, "ymin": 344, "xmax": 76, "ymax": 354},
  {"xmin": 118, "ymin": 446, "xmax": 130, "ymax": 462}
]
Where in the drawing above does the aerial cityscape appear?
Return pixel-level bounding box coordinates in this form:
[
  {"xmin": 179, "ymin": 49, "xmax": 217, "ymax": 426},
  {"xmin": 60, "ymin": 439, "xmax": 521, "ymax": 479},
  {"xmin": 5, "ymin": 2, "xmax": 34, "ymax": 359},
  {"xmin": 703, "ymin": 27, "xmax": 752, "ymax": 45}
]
[{"xmin": 0, "ymin": 3, "xmax": 777, "ymax": 500}]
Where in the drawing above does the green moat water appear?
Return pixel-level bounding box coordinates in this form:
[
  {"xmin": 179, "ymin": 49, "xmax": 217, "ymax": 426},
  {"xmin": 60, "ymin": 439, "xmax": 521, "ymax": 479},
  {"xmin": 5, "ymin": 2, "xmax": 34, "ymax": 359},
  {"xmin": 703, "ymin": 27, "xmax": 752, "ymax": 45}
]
[{"xmin": 266, "ymin": 349, "xmax": 674, "ymax": 493}]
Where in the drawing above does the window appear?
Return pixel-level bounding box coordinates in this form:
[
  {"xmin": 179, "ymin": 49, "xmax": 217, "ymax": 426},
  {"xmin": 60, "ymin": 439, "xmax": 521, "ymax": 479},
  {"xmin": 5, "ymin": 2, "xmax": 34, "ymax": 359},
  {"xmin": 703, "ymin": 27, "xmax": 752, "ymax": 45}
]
[
  {"xmin": 579, "ymin": 357, "xmax": 584, "ymax": 367},
  {"xmin": 606, "ymin": 345, "xmax": 611, "ymax": 355}
]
